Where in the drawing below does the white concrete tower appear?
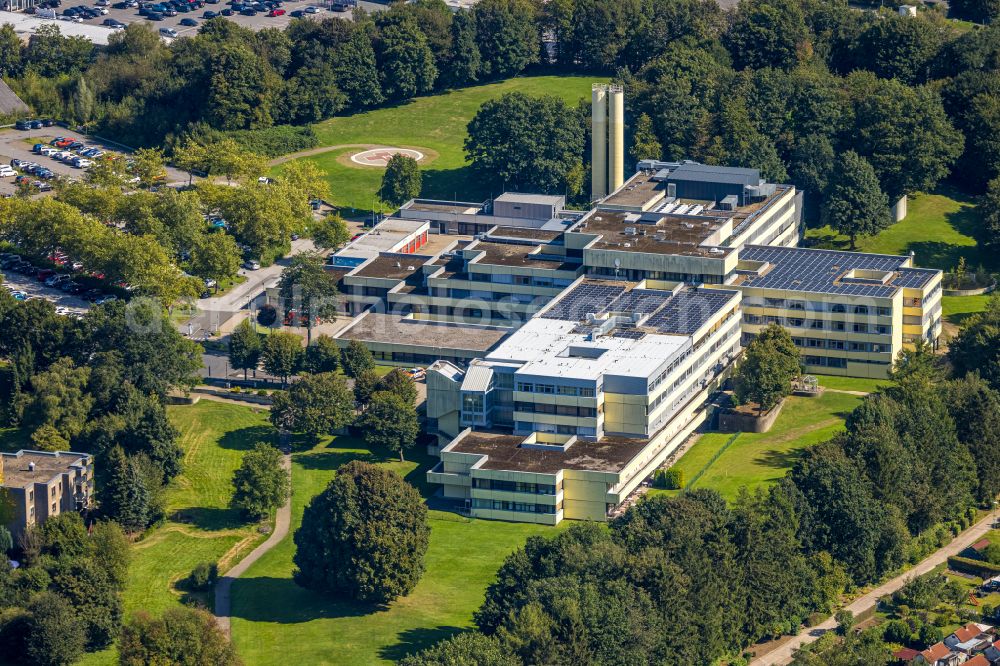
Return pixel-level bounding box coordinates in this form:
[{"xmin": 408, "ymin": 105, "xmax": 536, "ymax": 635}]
[
  {"xmin": 591, "ymin": 83, "xmax": 608, "ymax": 201},
  {"xmin": 608, "ymin": 84, "xmax": 625, "ymax": 193}
]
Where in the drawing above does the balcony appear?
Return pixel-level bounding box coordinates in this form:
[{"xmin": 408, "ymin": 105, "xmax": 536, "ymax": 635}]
[{"xmin": 426, "ymin": 461, "xmax": 471, "ymax": 487}]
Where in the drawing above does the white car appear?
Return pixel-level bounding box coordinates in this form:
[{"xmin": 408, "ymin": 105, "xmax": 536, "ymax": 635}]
[
  {"xmin": 243, "ymin": 260, "xmax": 261, "ymax": 271},
  {"xmin": 73, "ymin": 158, "xmax": 93, "ymax": 168},
  {"xmin": 97, "ymin": 6, "xmax": 109, "ymax": 13},
  {"xmin": 0, "ymin": 166, "xmax": 16, "ymax": 177},
  {"xmin": 39, "ymin": 147, "xmax": 56, "ymax": 157},
  {"xmin": 304, "ymin": 5, "xmax": 319, "ymax": 12}
]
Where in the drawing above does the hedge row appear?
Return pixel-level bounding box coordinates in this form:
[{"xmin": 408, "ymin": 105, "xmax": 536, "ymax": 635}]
[{"xmin": 948, "ymin": 556, "xmax": 1000, "ymax": 578}]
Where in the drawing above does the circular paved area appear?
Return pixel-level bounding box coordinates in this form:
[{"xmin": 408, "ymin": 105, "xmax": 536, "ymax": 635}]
[{"xmin": 350, "ymin": 147, "xmax": 425, "ymax": 167}]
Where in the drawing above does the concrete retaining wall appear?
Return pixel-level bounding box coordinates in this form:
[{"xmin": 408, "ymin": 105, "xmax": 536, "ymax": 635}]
[{"xmin": 717, "ymin": 399, "xmax": 785, "ymax": 433}]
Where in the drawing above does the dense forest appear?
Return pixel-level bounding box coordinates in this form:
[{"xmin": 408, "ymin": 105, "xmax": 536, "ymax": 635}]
[{"xmin": 4, "ymin": 0, "xmax": 1000, "ymax": 213}]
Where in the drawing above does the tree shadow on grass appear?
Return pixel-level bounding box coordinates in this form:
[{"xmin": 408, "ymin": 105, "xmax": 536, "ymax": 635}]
[
  {"xmin": 908, "ymin": 240, "xmax": 978, "ymax": 273},
  {"xmin": 171, "ymin": 506, "xmax": 246, "ymax": 532},
  {"xmin": 421, "ymin": 166, "xmax": 482, "ymax": 202},
  {"xmin": 294, "ymin": 450, "xmax": 376, "ymax": 471},
  {"xmin": 754, "ymin": 448, "xmax": 806, "ymax": 471},
  {"xmin": 378, "ymin": 626, "xmax": 468, "ymax": 662},
  {"xmin": 229, "ymin": 576, "xmax": 377, "ymax": 624},
  {"xmin": 218, "ymin": 425, "xmax": 276, "ymax": 451}
]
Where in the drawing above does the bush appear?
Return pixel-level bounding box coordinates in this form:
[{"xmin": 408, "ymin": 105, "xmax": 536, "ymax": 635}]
[
  {"xmin": 257, "ymin": 304, "xmax": 277, "ymax": 327},
  {"xmin": 653, "ymin": 468, "xmax": 684, "ymax": 490},
  {"xmin": 188, "ymin": 562, "xmax": 218, "ymax": 591},
  {"xmin": 228, "ymin": 125, "xmax": 319, "ymax": 158}
]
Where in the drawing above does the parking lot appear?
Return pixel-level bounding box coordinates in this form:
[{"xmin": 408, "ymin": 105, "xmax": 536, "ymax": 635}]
[
  {"xmin": 0, "ymin": 126, "xmax": 189, "ymax": 195},
  {"xmin": 1, "ymin": 269, "xmax": 92, "ymax": 314},
  {"xmin": 56, "ymin": 0, "xmax": 388, "ymax": 37}
]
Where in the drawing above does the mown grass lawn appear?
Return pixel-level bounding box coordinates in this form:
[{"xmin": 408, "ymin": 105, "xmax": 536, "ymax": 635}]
[
  {"xmin": 652, "ymin": 389, "xmax": 865, "ymax": 501},
  {"xmin": 79, "ymin": 401, "xmax": 276, "ymax": 664},
  {"xmin": 229, "ymin": 434, "xmax": 554, "ymax": 665},
  {"xmin": 281, "ymin": 75, "xmax": 597, "ymax": 212},
  {"xmin": 805, "ymin": 188, "xmax": 986, "ymax": 272},
  {"xmin": 943, "ymin": 294, "xmax": 993, "ymax": 327}
]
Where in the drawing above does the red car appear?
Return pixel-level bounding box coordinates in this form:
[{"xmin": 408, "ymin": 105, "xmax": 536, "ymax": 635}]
[{"xmin": 267, "ymin": 7, "xmax": 283, "ymax": 15}]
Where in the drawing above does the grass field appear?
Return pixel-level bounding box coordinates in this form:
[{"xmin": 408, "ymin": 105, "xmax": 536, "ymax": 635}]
[
  {"xmin": 77, "ymin": 401, "xmax": 276, "ymax": 665},
  {"xmin": 943, "ymin": 294, "xmax": 994, "ymax": 327},
  {"xmin": 230, "ymin": 432, "xmax": 553, "ymax": 665},
  {"xmin": 805, "ymin": 188, "xmax": 986, "ymax": 272},
  {"xmin": 653, "ymin": 390, "xmax": 865, "ymax": 501},
  {"xmin": 281, "ymin": 75, "xmax": 597, "ymax": 213}
]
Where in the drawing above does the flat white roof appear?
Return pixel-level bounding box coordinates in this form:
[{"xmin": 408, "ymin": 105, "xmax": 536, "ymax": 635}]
[
  {"xmin": 0, "ymin": 14, "xmax": 115, "ymax": 45},
  {"xmin": 485, "ymin": 318, "xmax": 687, "ymax": 383},
  {"xmin": 335, "ymin": 219, "xmax": 428, "ymax": 262}
]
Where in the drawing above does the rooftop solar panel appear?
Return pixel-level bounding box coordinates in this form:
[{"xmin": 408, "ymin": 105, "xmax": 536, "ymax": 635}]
[
  {"xmin": 540, "ymin": 282, "xmax": 627, "ymax": 321},
  {"xmin": 611, "ymin": 329, "xmax": 646, "ymax": 340},
  {"xmin": 646, "ymin": 290, "xmax": 735, "ymax": 335},
  {"xmin": 611, "ymin": 289, "xmax": 672, "ymax": 316},
  {"xmin": 738, "ymin": 245, "xmax": 924, "ymax": 297}
]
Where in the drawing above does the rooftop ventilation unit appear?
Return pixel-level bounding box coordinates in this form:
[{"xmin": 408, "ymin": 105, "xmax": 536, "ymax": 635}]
[
  {"xmin": 709, "ymin": 248, "xmax": 725, "ymax": 255},
  {"xmin": 624, "ymin": 227, "xmax": 637, "ymax": 235}
]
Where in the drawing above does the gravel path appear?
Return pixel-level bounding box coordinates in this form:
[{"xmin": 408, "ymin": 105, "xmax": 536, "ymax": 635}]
[{"xmin": 214, "ymin": 453, "xmax": 291, "ymax": 636}]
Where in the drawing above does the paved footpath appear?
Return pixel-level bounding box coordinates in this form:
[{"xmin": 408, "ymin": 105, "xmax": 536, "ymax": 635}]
[
  {"xmin": 751, "ymin": 511, "xmax": 998, "ymax": 665},
  {"xmin": 214, "ymin": 453, "xmax": 291, "ymax": 636}
]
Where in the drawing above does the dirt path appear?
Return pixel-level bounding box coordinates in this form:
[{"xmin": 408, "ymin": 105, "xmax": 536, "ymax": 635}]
[
  {"xmin": 750, "ymin": 511, "xmax": 998, "ymax": 665},
  {"xmin": 822, "ymin": 387, "xmax": 872, "ymax": 397},
  {"xmin": 267, "ymin": 143, "xmax": 379, "ymax": 167},
  {"xmin": 214, "ymin": 453, "xmax": 291, "ymax": 636}
]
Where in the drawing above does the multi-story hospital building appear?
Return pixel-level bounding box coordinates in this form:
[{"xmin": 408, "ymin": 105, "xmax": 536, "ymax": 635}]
[{"xmin": 327, "ymin": 160, "xmax": 942, "ymax": 524}]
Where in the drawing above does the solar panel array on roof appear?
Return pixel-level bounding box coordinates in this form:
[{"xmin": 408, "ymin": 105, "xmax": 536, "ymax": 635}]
[
  {"xmin": 739, "ymin": 246, "xmax": 914, "ymax": 297},
  {"xmin": 540, "ymin": 283, "xmax": 627, "ymax": 321},
  {"xmin": 611, "ymin": 329, "xmax": 646, "ymax": 340},
  {"xmin": 645, "ymin": 290, "xmax": 735, "ymax": 335},
  {"xmin": 612, "ymin": 289, "xmax": 673, "ymax": 315},
  {"xmin": 894, "ymin": 268, "xmax": 939, "ymax": 289}
]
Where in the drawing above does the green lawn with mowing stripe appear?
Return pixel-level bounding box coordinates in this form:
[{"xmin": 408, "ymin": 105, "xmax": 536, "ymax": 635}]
[
  {"xmin": 805, "ymin": 188, "xmax": 985, "ymax": 272},
  {"xmin": 230, "ymin": 434, "xmax": 554, "ymax": 665},
  {"xmin": 281, "ymin": 75, "xmax": 598, "ymax": 212},
  {"xmin": 653, "ymin": 390, "xmax": 864, "ymax": 501}
]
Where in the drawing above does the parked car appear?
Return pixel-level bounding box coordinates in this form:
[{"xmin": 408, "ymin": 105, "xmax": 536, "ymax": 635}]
[
  {"xmin": 73, "ymin": 158, "xmax": 93, "ymax": 168},
  {"xmin": 94, "ymin": 294, "xmax": 118, "ymax": 305},
  {"xmin": 240, "ymin": 7, "xmax": 255, "ymax": 14},
  {"xmin": 179, "ymin": 16, "xmax": 197, "ymax": 24},
  {"xmin": 304, "ymin": 4, "xmax": 318, "ymax": 11},
  {"xmin": 45, "ymin": 274, "xmax": 70, "ymax": 287},
  {"xmin": 15, "ymin": 119, "xmax": 31, "ymax": 130},
  {"xmin": 220, "ymin": 7, "xmax": 232, "ymax": 14},
  {"xmin": 243, "ymin": 259, "xmax": 260, "ymax": 270},
  {"xmin": 267, "ymin": 7, "xmax": 282, "ymax": 15},
  {"xmin": 82, "ymin": 288, "xmax": 102, "ymax": 301},
  {"xmin": 288, "ymin": 8, "xmax": 302, "ymax": 16},
  {"xmin": 0, "ymin": 166, "xmax": 15, "ymax": 178},
  {"xmin": 159, "ymin": 26, "xmax": 178, "ymax": 37},
  {"xmin": 202, "ymin": 9, "xmax": 216, "ymax": 16}
]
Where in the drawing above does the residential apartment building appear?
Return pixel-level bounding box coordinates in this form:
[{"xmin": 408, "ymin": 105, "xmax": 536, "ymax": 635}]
[{"xmin": 1, "ymin": 450, "xmax": 93, "ymax": 539}]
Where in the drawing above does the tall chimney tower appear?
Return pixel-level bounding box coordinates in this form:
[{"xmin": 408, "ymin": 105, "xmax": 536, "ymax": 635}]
[
  {"xmin": 591, "ymin": 84, "xmax": 608, "ymax": 201},
  {"xmin": 608, "ymin": 84, "xmax": 625, "ymax": 194}
]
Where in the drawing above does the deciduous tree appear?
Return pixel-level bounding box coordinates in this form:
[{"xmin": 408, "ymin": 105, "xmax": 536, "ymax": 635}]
[
  {"xmin": 820, "ymin": 150, "xmax": 890, "ymax": 249},
  {"xmin": 380, "ymin": 154, "xmax": 422, "ymax": 206},
  {"xmin": 293, "ymin": 460, "xmax": 429, "ymax": 603},
  {"xmin": 228, "ymin": 319, "xmax": 262, "ymax": 381},
  {"xmin": 230, "ymin": 443, "xmax": 289, "ymax": 520},
  {"xmin": 260, "ymin": 331, "xmax": 303, "ymax": 387},
  {"xmin": 358, "ymin": 391, "xmax": 419, "ymax": 462},
  {"xmin": 269, "ymin": 371, "xmax": 353, "ymax": 438}
]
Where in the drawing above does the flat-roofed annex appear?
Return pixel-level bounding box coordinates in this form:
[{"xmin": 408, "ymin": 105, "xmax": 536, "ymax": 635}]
[
  {"xmin": 572, "ymin": 210, "xmax": 735, "ymax": 258},
  {"xmin": 449, "ymin": 430, "xmax": 649, "ymax": 474}
]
